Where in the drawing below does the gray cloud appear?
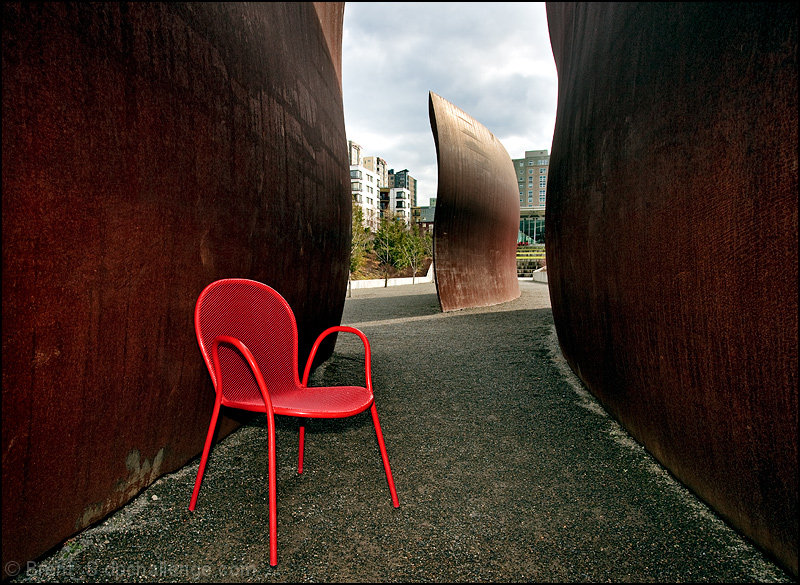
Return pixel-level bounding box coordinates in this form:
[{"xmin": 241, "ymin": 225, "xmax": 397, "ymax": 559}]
[{"xmin": 343, "ymin": 2, "xmax": 557, "ymax": 204}]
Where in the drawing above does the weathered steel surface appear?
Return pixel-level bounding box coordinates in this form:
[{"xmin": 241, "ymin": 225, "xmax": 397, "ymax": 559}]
[
  {"xmin": 2, "ymin": 1, "xmax": 349, "ymax": 575},
  {"xmin": 545, "ymin": 2, "xmax": 797, "ymax": 575},
  {"xmin": 428, "ymin": 92, "xmax": 521, "ymax": 312}
]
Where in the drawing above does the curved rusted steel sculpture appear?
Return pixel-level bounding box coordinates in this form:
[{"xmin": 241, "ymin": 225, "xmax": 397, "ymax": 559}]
[
  {"xmin": 428, "ymin": 91, "xmax": 521, "ymax": 312},
  {"xmin": 546, "ymin": 2, "xmax": 797, "ymax": 575},
  {"xmin": 2, "ymin": 2, "xmax": 350, "ymax": 575}
]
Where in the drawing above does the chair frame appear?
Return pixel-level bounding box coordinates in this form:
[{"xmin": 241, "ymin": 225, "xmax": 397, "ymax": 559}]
[{"xmin": 188, "ymin": 279, "xmax": 399, "ymax": 566}]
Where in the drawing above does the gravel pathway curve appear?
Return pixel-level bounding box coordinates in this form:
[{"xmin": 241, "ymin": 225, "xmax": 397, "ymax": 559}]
[{"xmin": 10, "ymin": 281, "xmax": 794, "ymax": 583}]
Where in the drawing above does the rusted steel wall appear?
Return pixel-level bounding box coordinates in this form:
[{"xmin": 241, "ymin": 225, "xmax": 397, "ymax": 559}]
[
  {"xmin": 428, "ymin": 91, "xmax": 521, "ymax": 312},
  {"xmin": 545, "ymin": 2, "xmax": 797, "ymax": 575},
  {"xmin": 1, "ymin": 1, "xmax": 350, "ymax": 575},
  {"xmin": 313, "ymin": 1, "xmax": 345, "ymax": 90}
]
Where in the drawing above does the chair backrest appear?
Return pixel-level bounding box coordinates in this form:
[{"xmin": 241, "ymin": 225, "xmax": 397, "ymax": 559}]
[{"xmin": 194, "ymin": 279, "xmax": 301, "ymax": 402}]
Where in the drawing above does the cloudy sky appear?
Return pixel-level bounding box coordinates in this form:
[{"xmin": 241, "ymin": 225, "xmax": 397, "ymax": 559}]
[{"xmin": 341, "ymin": 2, "xmax": 558, "ymax": 206}]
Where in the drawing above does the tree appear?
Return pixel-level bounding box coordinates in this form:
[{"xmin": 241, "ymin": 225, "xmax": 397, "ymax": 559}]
[
  {"xmin": 422, "ymin": 227, "xmax": 433, "ymax": 259},
  {"xmin": 349, "ymin": 205, "xmax": 370, "ymax": 275},
  {"xmin": 397, "ymin": 224, "xmax": 430, "ymax": 283},
  {"xmin": 373, "ymin": 213, "xmax": 406, "ymax": 287}
]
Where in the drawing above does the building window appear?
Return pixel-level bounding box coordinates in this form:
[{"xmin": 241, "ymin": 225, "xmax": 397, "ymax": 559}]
[
  {"xmin": 528, "ymin": 169, "xmax": 534, "ymax": 175},
  {"xmin": 528, "ymin": 190, "xmax": 533, "ymax": 197},
  {"xmin": 350, "ymin": 170, "xmax": 362, "ymax": 179},
  {"xmin": 539, "ymin": 190, "xmax": 546, "ymax": 203},
  {"xmin": 540, "ymin": 168, "xmax": 546, "ymax": 174},
  {"xmin": 351, "ymin": 181, "xmax": 362, "ymax": 191},
  {"xmin": 539, "ymin": 177, "xmax": 547, "ymax": 188},
  {"xmin": 538, "ymin": 159, "xmax": 548, "ymax": 165},
  {"xmin": 528, "ymin": 160, "xmax": 534, "ymax": 166}
]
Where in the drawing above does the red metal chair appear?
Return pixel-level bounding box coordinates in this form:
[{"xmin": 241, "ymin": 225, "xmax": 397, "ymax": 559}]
[{"xmin": 188, "ymin": 278, "xmax": 399, "ymax": 566}]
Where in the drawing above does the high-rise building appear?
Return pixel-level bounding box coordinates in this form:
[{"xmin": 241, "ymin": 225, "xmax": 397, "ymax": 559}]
[
  {"xmin": 388, "ymin": 168, "xmax": 417, "ymax": 209},
  {"xmin": 348, "ymin": 141, "xmax": 418, "ymax": 229},
  {"xmin": 513, "ymin": 149, "xmax": 549, "ymax": 209},
  {"xmin": 348, "ymin": 141, "xmax": 380, "ymax": 231},
  {"xmin": 512, "ymin": 149, "xmax": 549, "ymax": 244},
  {"xmin": 362, "ymin": 155, "xmax": 389, "ymax": 188},
  {"xmin": 348, "ymin": 140, "xmax": 363, "ymax": 166}
]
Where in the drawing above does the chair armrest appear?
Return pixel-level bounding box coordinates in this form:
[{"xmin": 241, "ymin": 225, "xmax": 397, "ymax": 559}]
[
  {"xmin": 211, "ymin": 335, "xmax": 275, "ymax": 414},
  {"xmin": 301, "ymin": 326, "xmax": 372, "ymax": 390}
]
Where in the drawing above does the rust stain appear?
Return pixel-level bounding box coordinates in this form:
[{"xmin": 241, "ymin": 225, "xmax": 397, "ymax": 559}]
[
  {"xmin": 76, "ymin": 449, "xmax": 165, "ymax": 531},
  {"xmin": 3, "ymin": 2, "xmax": 349, "ymax": 575},
  {"xmin": 546, "ymin": 2, "xmax": 797, "ymax": 575}
]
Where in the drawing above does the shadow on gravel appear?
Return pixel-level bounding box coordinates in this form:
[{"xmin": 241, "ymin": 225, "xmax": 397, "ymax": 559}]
[{"xmin": 339, "ymin": 289, "xmax": 443, "ymax": 325}]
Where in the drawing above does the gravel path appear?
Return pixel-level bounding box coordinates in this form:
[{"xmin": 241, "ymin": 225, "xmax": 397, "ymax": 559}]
[{"xmin": 10, "ymin": 281, "xmax": 794, "ymax": 583}]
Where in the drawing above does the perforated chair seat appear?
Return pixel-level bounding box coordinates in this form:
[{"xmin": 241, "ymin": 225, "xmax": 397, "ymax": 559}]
[
  {"xmin": 188, "ymin": 278, "xmax": 399, "ymax": 567},
  {"xmin": 223, "ymin": 384, "xmax": 375, "ymax": 418}
]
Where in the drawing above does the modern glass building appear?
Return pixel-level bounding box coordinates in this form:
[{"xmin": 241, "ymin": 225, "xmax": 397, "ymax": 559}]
[{"xmin": 512, "ymin": 149, "xmax": 549, "ymax": 244}]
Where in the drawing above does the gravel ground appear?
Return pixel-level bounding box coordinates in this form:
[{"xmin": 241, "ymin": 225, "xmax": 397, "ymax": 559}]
[{"xmin": 9, "ymin": 281, "xmax": 795, "ymax": 583}]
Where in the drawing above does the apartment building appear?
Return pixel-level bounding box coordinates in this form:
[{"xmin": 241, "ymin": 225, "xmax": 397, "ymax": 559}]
[
  {"xmin": 412, "ymin": 197, "xmax": 436, "ymax": 234},
  {"xmin": 348, "ymin": 140, "xmax": 419, "ymax": 229},
  {"xmin": 348, "ymin": 141, "xmax": 379, "ymax": 231},
  {"xmin": 362, "ymin": 155, "xmax": 389, "ymax": 188},
  {"xmin": 513, "ymin": 149, "xmax": 549, "ymax": 244},
  {"xmin": 348, "ymin": 140, "xmax": 363, "ymax": 166},
  {"xmin": 350, "ymin": 165, "xmax": 381, "ymax": 232},
  {"xmin": 388, "ymin": 168, "xmax": 417, "ymax": 209},
  {"xmin": 380, "ymin": 186, "xmax": 412, "ymax": 224}
]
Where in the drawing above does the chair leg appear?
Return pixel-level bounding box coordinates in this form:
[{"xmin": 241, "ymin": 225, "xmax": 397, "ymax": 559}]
[
  {"xmin": 370, "ymin": 404, "xmax": 400, "ymax": 508},
  {"xmin": 267, "ymin": 413, "xmax": 278, "ymax": 566},
  {"xmin": 298, "ymin": 423, "xmax": 305, "ymax": 474},
  {"xmin": 189, "ymin": 400, "xmax": 221, "ymax": 511}
]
